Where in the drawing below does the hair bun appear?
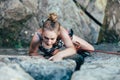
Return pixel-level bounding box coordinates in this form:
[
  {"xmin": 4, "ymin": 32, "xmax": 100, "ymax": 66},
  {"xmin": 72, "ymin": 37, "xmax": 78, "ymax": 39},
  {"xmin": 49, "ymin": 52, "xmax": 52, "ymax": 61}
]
[{"xmin": 48, "ymin": 13, "xmax": 58, "ymax": 22}]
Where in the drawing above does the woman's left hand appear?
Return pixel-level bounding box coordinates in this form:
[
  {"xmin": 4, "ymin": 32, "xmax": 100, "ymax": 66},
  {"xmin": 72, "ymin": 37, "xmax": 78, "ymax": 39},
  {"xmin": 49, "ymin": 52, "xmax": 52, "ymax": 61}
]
[{"xmin": 48, "ymin": 53, "xmax": 63, "ymax": 61}]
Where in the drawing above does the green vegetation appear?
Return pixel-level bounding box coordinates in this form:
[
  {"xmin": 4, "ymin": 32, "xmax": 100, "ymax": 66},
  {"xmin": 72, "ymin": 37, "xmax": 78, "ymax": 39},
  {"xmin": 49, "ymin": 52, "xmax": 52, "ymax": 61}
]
[
  {"xmin": 97, "ymin": 21, "xmax": 119, "ymax": 43},
  {"xmin": 0, "ymin": 22, "xmax": 29, "ymax": 48}
]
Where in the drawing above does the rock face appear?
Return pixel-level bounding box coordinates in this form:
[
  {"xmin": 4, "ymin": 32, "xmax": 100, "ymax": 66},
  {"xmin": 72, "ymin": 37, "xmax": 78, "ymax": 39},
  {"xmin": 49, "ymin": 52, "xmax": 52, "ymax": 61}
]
[
  {"xmin": 0, "ymin": 0, "xmax": 120, "ymax": 80},
  {"xmin": 0, "ymin": 0, "xmax": 111, "ymax": 48},
  {"xmin": 0, "ymin": 43, "xmax": 120, "ymax": 80},
  {"xmin": 71, "ymin": 43, "xmax": 120, "ymax": 80},
  {"xmin": 99, "ymin": 0, "xmax": 120, "ymax": 43},
  {"xmin": 3, "ymin": 0, "xmax": 38, "ymax": 19},
  {"xmin": 0, "ymin": 63, "xmax": 34, "ymax": 80},
  {"xmin": 0, "ymin": 56, "xmax": 76, "ymax": 80},
  {"xmin": 0, "ymin": 0, "xmax": 39, "ymax": 47},
  {"xmin": 71, "ymin": 53, "xmax": 120, "ymax": 80},
  {"xmin": 0, "ymin": 0, "xmax": 120, "ymax": 47}
]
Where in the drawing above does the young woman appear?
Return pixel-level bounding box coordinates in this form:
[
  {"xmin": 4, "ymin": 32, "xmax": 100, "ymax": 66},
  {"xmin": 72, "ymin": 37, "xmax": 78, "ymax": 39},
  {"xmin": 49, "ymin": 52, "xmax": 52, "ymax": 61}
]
[{"xmin": 29, "ymin": 13, "xmax": 94, "ymax": 61}]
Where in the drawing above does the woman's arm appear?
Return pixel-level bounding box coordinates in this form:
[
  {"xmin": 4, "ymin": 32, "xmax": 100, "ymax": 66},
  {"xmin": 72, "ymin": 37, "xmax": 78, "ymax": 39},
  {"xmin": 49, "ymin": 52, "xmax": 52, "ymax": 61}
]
[
  {"xmin": 49, "ymin": 27, "xmax": 76, "ymax": 61},
  {"xmin": 59, "ymin": 27, "xmax": 76, "ymax": 56},
  {"xmin": 72, "ymin": 35, "xmax": 94, "ymax": 51},
  {"xmin": 29, "ymin": 32, "xmax": 40, "ymax": 56}
]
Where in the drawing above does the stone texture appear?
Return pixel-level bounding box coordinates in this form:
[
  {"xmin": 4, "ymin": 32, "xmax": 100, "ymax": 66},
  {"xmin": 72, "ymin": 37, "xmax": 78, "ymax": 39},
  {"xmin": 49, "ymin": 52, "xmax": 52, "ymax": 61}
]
[
  {"xmin": 0, "ymin": 56, "xmax": 76, "ymax": 80},
  {"xmin": 76, "ymin": 0, "xmax": 90, "ymax": 8},
  {"xmin": 0, "ymin": 43, "xmax": 120, "ymax": 80},
  {"xmin": 71, "ymin": 53, "xmax": 120, "ymax": 80},
  {"xmin": 71, "ymin": 43, "xmax": 120, "ymax": 80},
  {"xmin": 0, "ymin": 63, "xmax": 34, "ymax": 80},
  {"xmin": 0, "ymin": 0, "xmax": 107, "ymax": 47}
]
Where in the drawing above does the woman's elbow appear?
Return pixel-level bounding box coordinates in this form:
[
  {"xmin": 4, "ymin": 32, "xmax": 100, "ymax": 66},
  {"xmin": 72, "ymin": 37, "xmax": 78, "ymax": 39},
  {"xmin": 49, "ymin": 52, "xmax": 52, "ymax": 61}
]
[
  {"xmin": 72, "ymin": 46, "xmax": 77, "ymax": 53},
  {"xmin": 87, "ymin": 45, "xmax": 94, "ymax": 51},
  {"xmin": 88, "ymin": 46, "xmax": 95, "ymax": 52}
]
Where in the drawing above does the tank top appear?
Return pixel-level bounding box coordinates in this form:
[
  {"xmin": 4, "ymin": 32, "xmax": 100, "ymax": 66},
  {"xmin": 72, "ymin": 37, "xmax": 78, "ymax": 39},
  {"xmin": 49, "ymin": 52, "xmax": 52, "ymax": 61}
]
[{"xmin": 37, "ymin": 29, "xmax": 73, "ymax": 56}]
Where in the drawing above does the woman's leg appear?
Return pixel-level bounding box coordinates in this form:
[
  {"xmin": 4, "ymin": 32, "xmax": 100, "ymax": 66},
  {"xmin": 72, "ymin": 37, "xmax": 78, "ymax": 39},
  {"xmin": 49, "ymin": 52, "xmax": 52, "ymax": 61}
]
[{"xmin": 72, "ymin": 35, "xmax": 94, "ymax": 52}]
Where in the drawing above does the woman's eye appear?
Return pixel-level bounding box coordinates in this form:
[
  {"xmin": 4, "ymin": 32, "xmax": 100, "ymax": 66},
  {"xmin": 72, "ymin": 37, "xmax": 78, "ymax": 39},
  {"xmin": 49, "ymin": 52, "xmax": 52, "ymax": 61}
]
[
  {"xmin": 44, "ymin": 36, "xmax": 49, "ymax": 40},
  {"xmin": 51, "ymin": 38, "xmax": 54, "ymax": 40},
  {"xmin": 44, "ymin": 36, "xmax": 55, "ymax": 40}
]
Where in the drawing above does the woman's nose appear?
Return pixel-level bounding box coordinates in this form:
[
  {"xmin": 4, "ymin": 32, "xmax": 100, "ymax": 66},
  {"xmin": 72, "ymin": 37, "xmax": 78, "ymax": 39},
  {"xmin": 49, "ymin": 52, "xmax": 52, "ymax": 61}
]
[{"xmin": 47, "ymin": 40, "xmax": 52, "ymax": 44}]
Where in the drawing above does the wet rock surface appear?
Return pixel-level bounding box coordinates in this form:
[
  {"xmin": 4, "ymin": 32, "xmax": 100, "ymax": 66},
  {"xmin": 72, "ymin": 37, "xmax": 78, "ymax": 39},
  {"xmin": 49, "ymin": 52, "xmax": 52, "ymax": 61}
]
[
  {"xmin": 0, "ymin": 43, "xmax": 120, "ymax": 80},
  {"xmin": 71, "ymin": 43, "xmax": 120, "ymax": 80},
  {"xmin": 0, "ymin": 56, "xmax": 76, "ymax": 80}
]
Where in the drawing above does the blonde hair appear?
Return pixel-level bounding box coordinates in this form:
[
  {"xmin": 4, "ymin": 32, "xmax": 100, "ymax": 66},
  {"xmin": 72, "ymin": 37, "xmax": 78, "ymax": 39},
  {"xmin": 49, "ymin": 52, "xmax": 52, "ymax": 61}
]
[
  {"xmin": 43, "ymin": 13, "xmax": 60, "ymax": 34},
  {"xmin": 48, "ymin": 13, "xmax": 57, "ymax": 22}
]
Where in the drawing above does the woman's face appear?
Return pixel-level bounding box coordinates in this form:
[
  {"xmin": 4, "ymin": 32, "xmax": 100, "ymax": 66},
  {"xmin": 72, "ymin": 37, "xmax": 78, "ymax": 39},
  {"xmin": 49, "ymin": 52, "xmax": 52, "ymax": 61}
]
[{"xmin": 42, "ymin": 30, "xmax": 58, "ymax": 46}]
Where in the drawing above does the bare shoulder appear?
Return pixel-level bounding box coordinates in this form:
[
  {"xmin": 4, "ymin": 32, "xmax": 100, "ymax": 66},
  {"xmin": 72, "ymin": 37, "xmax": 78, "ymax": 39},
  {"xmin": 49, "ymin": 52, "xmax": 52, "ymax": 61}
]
[
  {"xmin": 60, "ymin": 26, "xmax": 74, "ymax": 48},
  {"xmin": 37, "ymin": 28, "xmax": 42, "ymax": 34},
  {"xmin": 32, "ymin": 28, "xmax": 42, "ymax": 42},
  {"xmin": 60, "ymin": 26, "xmax": 71, "ymax": 39},
  {"xmin": 60, "ymin": 26, "xmax": 68, "ymax": 35}
]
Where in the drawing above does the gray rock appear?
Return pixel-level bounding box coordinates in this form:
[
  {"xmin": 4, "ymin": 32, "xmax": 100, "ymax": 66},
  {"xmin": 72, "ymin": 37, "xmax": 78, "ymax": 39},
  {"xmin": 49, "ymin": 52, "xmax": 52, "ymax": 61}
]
[
  {"xmin": 71, "ymin": 44, "xmax": 120, "ymax": 80},
  {"xmin": 0, "ymin": 56, "xmax": 76, "ymax": 80},
  {"xmin": 20, "ymin": 58, "xmax": 76, "ymax": 80},
  {"xmin": 0, "ymin": 63, "xmax": 34, "ymax": 80}
]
